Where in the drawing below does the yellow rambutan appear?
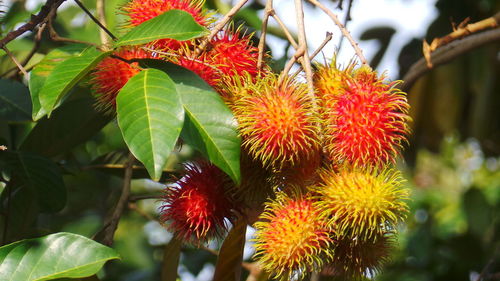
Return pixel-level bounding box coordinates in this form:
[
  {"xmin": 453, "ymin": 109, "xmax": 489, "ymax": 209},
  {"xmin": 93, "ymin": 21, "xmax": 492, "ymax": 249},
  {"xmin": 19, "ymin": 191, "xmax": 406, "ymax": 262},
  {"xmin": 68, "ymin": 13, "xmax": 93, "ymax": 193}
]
[
  {"xmin": 315, "ymin": 63, "xmax": 411, "ymax": 168},
  {"xmin": 231, "ymin": 75, "xmax": 320, "ymax": 168},
  {"xmin": 312, "ymin": 168, "xmax": 409, "ymax": 240},
  {"xmin": 89, "ymin": 47, "xmax": 155, "ymax": 111},
  {"xmin": 324, "ymin": 233, "xmax": 396, "ymax": 279},
  {"xmin": 253, "ymin": 192, "xmax": 333, "ymax": 280}
]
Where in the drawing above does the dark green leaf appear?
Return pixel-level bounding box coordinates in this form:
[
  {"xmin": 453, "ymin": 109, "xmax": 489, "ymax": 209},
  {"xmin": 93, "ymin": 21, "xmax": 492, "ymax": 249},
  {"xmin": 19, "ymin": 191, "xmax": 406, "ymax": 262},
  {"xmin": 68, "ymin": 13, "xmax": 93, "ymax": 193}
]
[
  {"xmin": 0, "ymin": 79, "xmax": 32, "ymax": 122},
  {"xmin": 115, "ymin": 9, "xmax": 206, "ymax": 47},
  {"xmin": 29, "ymin": 45, "xmax": 88, "ymax": 120},
  {"xmin": 37, "ymin": 47, "xmax": 109, "ymax": 119},
  {"xmin": 161, "ymin": 238, "xmax": 182, "ymax": 281},
  {"xmin": 116, "ymin": 68, "xmax": 184, "ymax": 181},
  {"xmin": 213, "ymin": 218, "xmax": 247, "ymax": 281},
  {"xmin": 20, "ymin": 97, "xmax": 113, "ymax": 158},
  {"xmin": 139, "ymin": 59, "xmax": 241, "ymax": 183},
  {"xmin": 0, "ymin": 151, "xmax": 66, "ymax": 212},
  {"xmin": 0, "ymin": 232, "xmax": 119, "ymax": 280}
]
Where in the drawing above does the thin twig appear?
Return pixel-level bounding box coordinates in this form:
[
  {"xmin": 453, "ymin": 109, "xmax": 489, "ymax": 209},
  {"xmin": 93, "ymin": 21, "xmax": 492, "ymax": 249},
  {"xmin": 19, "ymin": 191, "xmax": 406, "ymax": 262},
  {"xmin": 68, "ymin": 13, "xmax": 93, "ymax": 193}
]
[
  {"xmin": 291, "ymin": 31, "xmax": 333, "ymax": 78},
  {"xmin": 74, "ymin": 0, "xmax": 117, "ymax": 41},
  {"xmin": 294, "ymin": 0, "xmax": 317, "ymax": 108},
  {"xmin": 2, "ymin": 46, "xmax": 28, "ymax": 77},
  {"xmin": 400, "ymin": 27, "xmax": 500, "ymax": 92},
  {"xmin": 95, "ymin": 0, "xmax": 110, "ymax": 46},
  {"xmin": 93, "ymin": 153, "xmax": 135, "ymax": 246},
  {"xmin": 271, "ymin": 13, "xmax": 298, "ymax": 49},
  {"xmin": 280, "ymin": 46, "xmax": 305, "ymax": 80},
  {"xmin": 48, "ymin": 18, "xmax": 98, "ymax": 46},
  {"xmin": 195, "ymin": 0, "xmax": 249, "ymax": 56},
  {"xmin": 337, "ymin": 0, "xmax": 354, "ymax": 50},
  {"xmin": 307, "ymin": 0, "xmax": 367, "ymax": 65},
  {"xmin": 257, "ymin": 0, "xmax": 273, "ymax": 69}
]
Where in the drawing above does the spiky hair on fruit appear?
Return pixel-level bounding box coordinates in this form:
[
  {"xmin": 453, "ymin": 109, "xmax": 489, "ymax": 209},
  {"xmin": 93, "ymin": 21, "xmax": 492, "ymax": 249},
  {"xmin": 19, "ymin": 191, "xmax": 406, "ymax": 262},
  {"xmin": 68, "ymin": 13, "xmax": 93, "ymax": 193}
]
[
  {"xmin": 324, "ymin": 233, "xmax": 396, "ymax": 279},
  {"xmin": 315, "ymin": 63, "xmax": 411, "ymax": 168},
  {"xmin": 122, "ymin": 0, "xmax": 210, "ymax": 50},
  {"xmin": 311, "ymin": 167, "xmax": 409, "ymax": 241},
  {"xmin": 159, "ymin": 161, "xmax": 238, "ymax": 244},
  {"xmin": 231, "ymin": 74, "xmax": 320, "ymax": 169},
  {"xmin": 89, "ymin": 47, "xmax": 155, "ymax": 111},
  {"xmin": 253, "ymin": 192, "xmax": 333, "ymax": 280}
]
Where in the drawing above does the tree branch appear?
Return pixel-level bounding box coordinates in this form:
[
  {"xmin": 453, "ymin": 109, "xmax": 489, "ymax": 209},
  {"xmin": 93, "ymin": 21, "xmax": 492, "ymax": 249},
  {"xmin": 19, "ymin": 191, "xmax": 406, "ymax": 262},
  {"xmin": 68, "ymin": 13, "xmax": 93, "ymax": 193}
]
[
  {"xmin": 0, "ymin": 0, "xmax": 66, "ymax": 48},
  {"xmin": 74, "ymin": 0, "xmax": 117, "ymax": 41},
  {"xmin": 93, "ymin": 153, "xmax": 135, "ymax": 246},
  {"xmin": 400, "ymin": 27, "xmax": 500, "ymax": 92}
]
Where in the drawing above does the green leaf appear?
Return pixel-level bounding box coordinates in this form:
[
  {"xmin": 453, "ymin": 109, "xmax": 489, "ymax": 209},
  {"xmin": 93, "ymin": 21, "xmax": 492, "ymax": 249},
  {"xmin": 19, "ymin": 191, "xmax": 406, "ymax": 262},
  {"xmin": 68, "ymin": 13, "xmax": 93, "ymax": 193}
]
[
  {"xmin": 0, "ymin": 151, "xmax": 66, "ymax": 212},
  {"xmin": 116, "ymin": 68, "xmax": 184, "ymax": 181},
  {"xmin": 20, "ymin": 97, "xmax": 113, "ymax": 158},
  {"xmin": 139, "ymin": 59, "xmax": 241, "ymax": 183},
  {"xmin": 0, "ymin": 232, "xmax": 120, "ymax": 281},
  {"xmin": 161, "ymin": 238, "xmax": 182, "ymax": 281},
  {"xmin": 0, "ymin": 79, "xmax": 32, "ymax": 122},
  {"xmin": 29, "ymin": 45, "xmax": 88, "ymax": 120},
  {"xmin": 115, "ymin": 9, "xmax": 206, "ymax": 47},
  {"xmin": 213, "ymin": 218, "xmax": 248, "ymax": 281},
  {"xmin": 37, "ymin": 47, "xmax": 110, "ymax": 119}
]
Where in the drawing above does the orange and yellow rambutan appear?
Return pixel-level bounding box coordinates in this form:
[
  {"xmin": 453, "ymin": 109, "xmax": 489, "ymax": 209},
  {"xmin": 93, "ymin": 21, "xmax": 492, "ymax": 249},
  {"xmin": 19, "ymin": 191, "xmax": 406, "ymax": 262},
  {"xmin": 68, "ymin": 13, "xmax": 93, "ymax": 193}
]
[
  {"xmin": 89, "ymin": 47, "xmax": 155, "ymax": 111},
  {"xmin": 122, "ymin": 0, "xmax": 210, "ymax": 50},
  {"xmin": 325, "ymin": 233, "xmax": 395, "ymax": 279},
  {"xmin": 253, "ymin": 192, "xmax": 333, "ymax": 280},
  {"xmin": 315, "ymin": 64, "xmax": 411, "ymax": 168},
  {"xmin": 159, "ymin": 161, "xmax": 237, "ymax": 244},
  {"xmin": 231, "ymin": 75, "xmax": 320, "ymax": 168},
  {"xmin": 312, "ymin": 168, "xmax": 409, "ymax": 240}
]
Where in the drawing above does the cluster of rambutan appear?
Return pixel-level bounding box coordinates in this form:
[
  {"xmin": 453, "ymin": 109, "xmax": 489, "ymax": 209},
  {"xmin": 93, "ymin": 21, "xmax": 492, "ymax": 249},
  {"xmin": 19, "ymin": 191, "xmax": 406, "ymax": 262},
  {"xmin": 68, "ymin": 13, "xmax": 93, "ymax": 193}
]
[{"xmin": 88, "ymin": 0, "xmax": 412, "ymax": 279}]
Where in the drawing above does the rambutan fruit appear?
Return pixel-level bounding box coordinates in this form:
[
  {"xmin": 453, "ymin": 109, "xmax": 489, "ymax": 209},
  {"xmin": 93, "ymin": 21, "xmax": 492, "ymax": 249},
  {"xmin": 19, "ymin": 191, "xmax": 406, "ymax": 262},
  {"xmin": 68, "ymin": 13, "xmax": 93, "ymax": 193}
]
[
  {"xmin": 316, "ymin": 64, "xmax": 411, "ymax": 168},
  {"xmin": 231, "ymin": 75, "xmax": 320, "ymax": 169},
  {"xmin": 324, "ymin": 233, "xmax": 395, "ymax": 279},
  {"xmin": 312, "ymin": 168, "xmax": 409, "ymax": 240},
  {"xmin": 159, "ymin": 161, "xmax": 238, "ymax": 244},
  {"xmin": 89, "ymin": 47, "xmax": 155, "ymax": 111},
  {"xmin": 253, "ymin": 192, "xmax": 333, "ymax": 280},
  {"xmin": 122, "ymin": 0, "xmax": 210, "ymax": 50}
]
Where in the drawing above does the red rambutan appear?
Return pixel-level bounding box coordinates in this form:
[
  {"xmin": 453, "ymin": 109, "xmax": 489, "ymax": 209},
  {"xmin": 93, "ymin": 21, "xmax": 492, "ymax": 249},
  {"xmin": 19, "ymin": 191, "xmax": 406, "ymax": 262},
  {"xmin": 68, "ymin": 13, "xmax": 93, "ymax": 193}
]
[
  {"xmin": 89, "ymin": 47, "xmax": 155, "ymax": 111},
  {"xmin": 159, "ymin": 161, "xmax": 237, "ymax": 244},
  {"xmin": 231, "ymin": 75, "xmax": 320, "ymax": 168},
  {"xmin": 316, "ymin": 64, "xmax": 411, "ymax": 167},
  {"xmin": 253, "ymin": 192, "xmax": 333, "ymax": 280}
]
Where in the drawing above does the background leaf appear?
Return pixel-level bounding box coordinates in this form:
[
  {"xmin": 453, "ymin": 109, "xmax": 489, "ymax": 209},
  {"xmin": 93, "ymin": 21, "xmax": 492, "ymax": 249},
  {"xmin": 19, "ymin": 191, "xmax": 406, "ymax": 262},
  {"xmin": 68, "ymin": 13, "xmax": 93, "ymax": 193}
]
[
  {"xmin": 116, "ymin": 68, "xmax": 184, "ymax": 181},
  {"xmin": 0, "ymin": 150, "xmax": 66, "ymax": 212},
  {"xmin": 115, "ymin": 9, "xmax": 206, "ymax": 47},
  {"xmin": 140, "ymin": 60, "xmax": 241, "ymax": 183},
  {"xmin": 37, "ymin": 47, "xmax": 109, "ymax": 119},
  {"xmin": 20, "ymin": 96, "xmax": 113, "ymax": 158},
  {"xmin": 28, "ymin": 45, "xmax": 87, "ymax": 120},
  {"xmin": 161, "ymin": 238, "xmax": 182, "ymax": 281},
  {"xmin": 213, "ymin": 218, "xmax": 247, "ymax": 281},
  {"xmin": 0, "ymin": 79, "xmax": 32, "ymax": 122},
  {"xmin": 0, "ymin": 232, "xmax": 119, "ymax": 281}
]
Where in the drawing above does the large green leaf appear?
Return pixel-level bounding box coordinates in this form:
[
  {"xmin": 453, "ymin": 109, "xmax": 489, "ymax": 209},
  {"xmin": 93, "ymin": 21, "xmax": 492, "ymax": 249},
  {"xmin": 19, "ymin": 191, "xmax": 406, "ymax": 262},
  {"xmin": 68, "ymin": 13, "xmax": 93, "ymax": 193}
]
[
  {"xmin": 116, "ymin": 68, "xmax": 184, "ymax": 181},
  {"xmin": 29, "ymin": 45, "xmax": 87, "ymax": 120},
  {"xmin": 0, "ymin": 150, "xmax": 66, "ymax": 212},
  {"xmin": 115, "ymin": 9, "xmax": 206, "ymax": 47},
  {"xmin": 0, "ymin": 79, "xmax": 32, "ymax": 122},
  {"xmin": 213, "ymin": 218, "xmax": 247, "ymax": 281},
  {"xmin": 0, "ymin": 232, "xmax": 119, "ymax": 281},
  {"xmin": 20, "ymin": 97, "xmax": 113, "ymax": 158},
  {"xmin": 140, "ymin": 59, "xmax": 241, "ymax": 183},
  {"xmin": 37, "ymin": 47, "xmax": 109, "ymax": 119}
]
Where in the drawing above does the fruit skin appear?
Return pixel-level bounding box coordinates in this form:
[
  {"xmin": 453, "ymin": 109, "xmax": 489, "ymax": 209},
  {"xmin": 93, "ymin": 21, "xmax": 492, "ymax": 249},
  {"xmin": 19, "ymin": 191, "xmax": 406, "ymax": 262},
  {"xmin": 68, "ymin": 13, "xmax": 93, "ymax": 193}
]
[
  {"xmin": 315, "ymin": 64, "xmax": 411, "ymax": 168},
  {"xmin": 231, "ymin": 74, "xmax": 320, "ymax": 169},
  {"xmin": 89, "ymin": 47, "xmax": 155, "ymax": 111},
  {"xmin": 253, "ymin": 192, "xmax": 333, "ymax": 280},
  {"xmin": 122, "ymin": 0, "xmax": 210, "ymax": 50},
  {"xmin": 324, "ymin": 232, "xmax": 396, "ymax": 279},
  {"xmin": 311, "ymin": 167, "xmax": 409, "ymax": 241},
  {"xmin": 159, "ymin": 161, "xmax": 237, "ymax": 244}
]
